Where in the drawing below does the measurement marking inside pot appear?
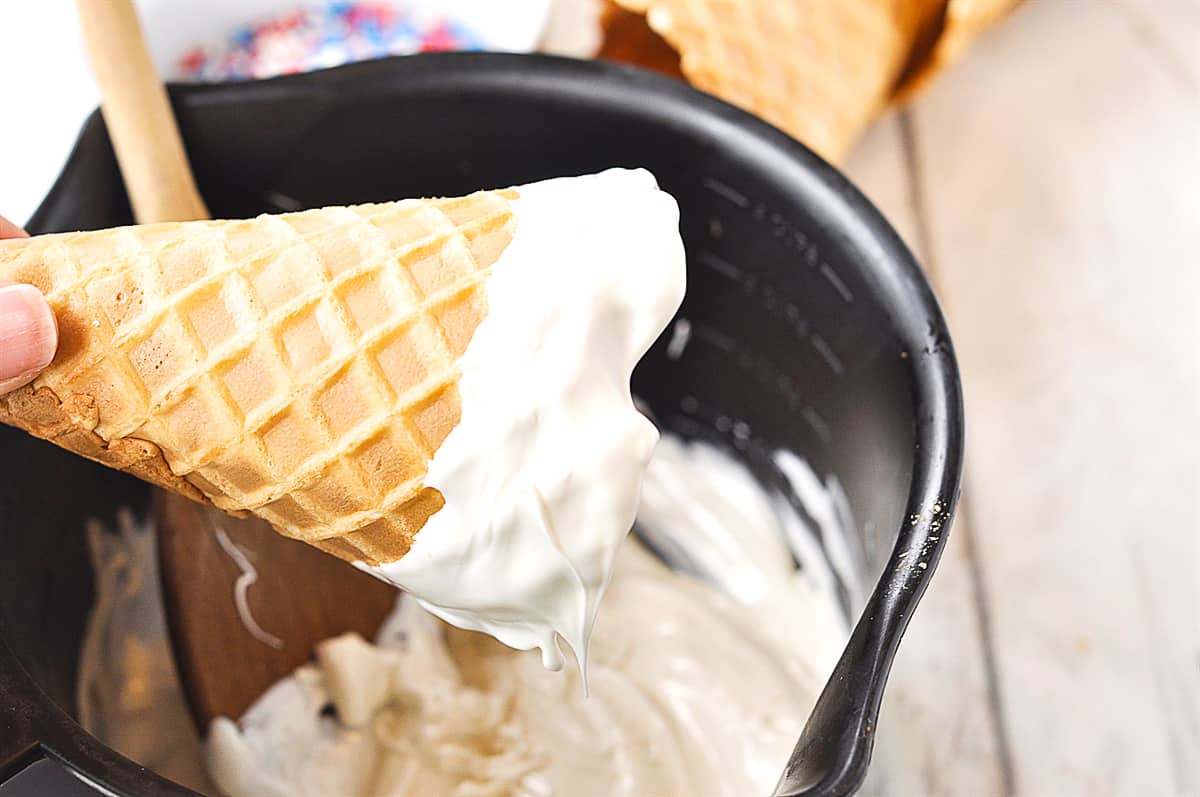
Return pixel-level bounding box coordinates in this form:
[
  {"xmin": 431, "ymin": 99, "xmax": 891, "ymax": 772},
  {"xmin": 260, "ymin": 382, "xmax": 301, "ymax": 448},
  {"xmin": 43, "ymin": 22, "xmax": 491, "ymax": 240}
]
[
  {"xmin": 698, "ymin": 251, "xmax": 743, "ymax": 280},
  {"xmin": 819, "ymin": 263, "xmax": 854, "ymax": 304},
  {"xmin": 263, "ymin": 190, "xmax": 303, "ymax": 211},
  {"xmin": 692, "ymin": 322, "xmax": 736, "ymax": 352},
  {"xmin": 703, "ymin": 177, "xmax": 751, "ymax": 208},
  {"xmin": 811, "ymin": 334, "xmax": 845, "ymax": 376},
  {"xmin": 802, "ymin": 406, "xmax": 832, "ymax": 444},
  {"xmin": 666, "ymin": 318, "xmax": 692, "ymax": 360}
]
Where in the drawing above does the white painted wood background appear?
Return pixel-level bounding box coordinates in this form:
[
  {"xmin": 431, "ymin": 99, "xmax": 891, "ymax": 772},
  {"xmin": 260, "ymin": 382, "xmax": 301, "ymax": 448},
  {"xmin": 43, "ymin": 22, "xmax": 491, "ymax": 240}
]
[
  {"xmin": 847, "ymin": 2, "xmax": 1200, "ymax": 795},
  {"xmin": 1, "ymin": 1, "xmax": 1195, "ymax": 795}
]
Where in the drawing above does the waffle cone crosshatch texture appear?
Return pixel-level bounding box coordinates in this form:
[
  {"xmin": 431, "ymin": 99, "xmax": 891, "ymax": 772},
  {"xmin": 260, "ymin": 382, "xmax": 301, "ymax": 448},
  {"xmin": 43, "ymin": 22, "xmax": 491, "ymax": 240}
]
[
  {"xmin": 0, "ymin": 189, "xmax": 517, "ymax": 565},
  {"xmin": 599, "ymin": 0, "xmax": 1022, "ymax": 162}
]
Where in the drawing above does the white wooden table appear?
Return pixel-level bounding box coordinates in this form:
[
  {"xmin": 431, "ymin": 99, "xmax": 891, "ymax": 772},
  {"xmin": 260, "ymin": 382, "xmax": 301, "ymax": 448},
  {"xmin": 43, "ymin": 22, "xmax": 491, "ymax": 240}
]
[
  {"xmin": 846, "ymin": 2, "xmax": 1200, "ymax": 794},
  {"xmin": 2, "ymin": 2, "xmax": 1196, "ymax": 794}
]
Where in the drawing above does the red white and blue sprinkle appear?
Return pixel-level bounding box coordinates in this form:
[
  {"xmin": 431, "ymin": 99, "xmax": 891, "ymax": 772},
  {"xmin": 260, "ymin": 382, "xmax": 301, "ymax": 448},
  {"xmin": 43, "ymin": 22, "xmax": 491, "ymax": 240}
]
[{"xmin": 177, "ymin": 2, "xmax": 486, "ymax": 82}]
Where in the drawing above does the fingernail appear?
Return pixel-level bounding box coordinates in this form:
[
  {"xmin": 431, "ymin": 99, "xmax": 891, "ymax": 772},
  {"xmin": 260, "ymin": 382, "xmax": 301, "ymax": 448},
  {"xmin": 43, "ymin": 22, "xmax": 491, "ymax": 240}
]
[
  {"xmin": 0, "ymin": 284, "xmax": 59, "ymax": 394},
  {"xmin": 0, "ymin": 216, "xmax": 28, "ymax": 239}
]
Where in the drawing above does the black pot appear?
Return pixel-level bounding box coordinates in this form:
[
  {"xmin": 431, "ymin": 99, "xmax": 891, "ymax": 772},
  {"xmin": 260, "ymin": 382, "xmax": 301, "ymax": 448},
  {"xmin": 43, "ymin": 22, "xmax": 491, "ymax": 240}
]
[{"xmin": 0, "ymin": 53, "xmax": 963, "ymax": 797}]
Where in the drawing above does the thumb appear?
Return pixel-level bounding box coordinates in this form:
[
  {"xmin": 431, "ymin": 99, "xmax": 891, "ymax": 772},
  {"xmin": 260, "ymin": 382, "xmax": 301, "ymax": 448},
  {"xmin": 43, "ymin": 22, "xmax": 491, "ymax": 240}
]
[{"xmin": 0, "ymin": 283, "xmax": 58, "ymax": 394}]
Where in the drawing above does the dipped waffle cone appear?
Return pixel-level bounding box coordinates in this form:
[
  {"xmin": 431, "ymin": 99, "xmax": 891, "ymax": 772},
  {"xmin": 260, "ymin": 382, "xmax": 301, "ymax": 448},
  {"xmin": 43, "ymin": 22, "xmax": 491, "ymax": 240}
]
[
  {"xmin": 600, "ymin": 0, "xmax": 1020, "ymax": 163},
  {"xmin": 0, "ymin": 189, "xmax": 516, "ymax": 565}
]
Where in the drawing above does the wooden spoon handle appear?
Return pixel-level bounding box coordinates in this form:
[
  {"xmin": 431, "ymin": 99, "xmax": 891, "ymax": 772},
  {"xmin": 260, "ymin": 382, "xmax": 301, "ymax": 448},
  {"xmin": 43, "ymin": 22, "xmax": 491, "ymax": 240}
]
[{"xmin": 75, "ymin": 0, "xmax": 209, "ymax": 224}]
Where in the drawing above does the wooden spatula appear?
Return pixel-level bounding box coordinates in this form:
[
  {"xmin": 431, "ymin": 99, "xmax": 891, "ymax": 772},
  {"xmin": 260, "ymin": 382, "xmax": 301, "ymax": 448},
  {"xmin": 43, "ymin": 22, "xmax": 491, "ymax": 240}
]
[
  {"xmin": 76, "ymin": 0, "xmax": 398, "ymax": 726},
  {"xmin": 155, "ymin": 496, "xmax": 398, "ymax": 725}
]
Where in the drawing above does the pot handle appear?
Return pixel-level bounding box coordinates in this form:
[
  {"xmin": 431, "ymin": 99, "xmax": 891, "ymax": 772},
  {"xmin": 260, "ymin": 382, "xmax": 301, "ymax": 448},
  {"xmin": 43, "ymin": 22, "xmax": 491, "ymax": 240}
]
[
  {"xmin": 773, "ymin": 480, "xmax": 959, "ymax": 794},
  {"xmin": 775, "ymin": 324, "xmax": 963, "ymax": 796},
  {"xmin": 771, "ymin": 599, "xmax": 888, "ymax": 797}
]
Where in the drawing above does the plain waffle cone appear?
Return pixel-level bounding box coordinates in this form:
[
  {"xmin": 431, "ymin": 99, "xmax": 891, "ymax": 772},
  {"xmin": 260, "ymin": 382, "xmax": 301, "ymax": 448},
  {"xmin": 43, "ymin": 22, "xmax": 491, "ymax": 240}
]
[
  {"xmin": 601, "ymin": 0, "xmax": 1019, "ymax": 163},
  {"xmin": 893, "ymin": 0, "xmax": 1023, "ymax": 101},
  {"xmin": 0, "ymin": 190, "xmax": 516, "ymax": 565}
]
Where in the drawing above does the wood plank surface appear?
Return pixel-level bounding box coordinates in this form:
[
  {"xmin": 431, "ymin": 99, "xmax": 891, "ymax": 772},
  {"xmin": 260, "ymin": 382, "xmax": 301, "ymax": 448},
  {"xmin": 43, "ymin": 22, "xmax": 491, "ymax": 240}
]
[
  {"xmin": 846, "ymin": 116, "xmax": 1012, "ymax": 797},
  {"xmin": 902, "ymin": 1, "xmax": 1200, "ymax": 794}
]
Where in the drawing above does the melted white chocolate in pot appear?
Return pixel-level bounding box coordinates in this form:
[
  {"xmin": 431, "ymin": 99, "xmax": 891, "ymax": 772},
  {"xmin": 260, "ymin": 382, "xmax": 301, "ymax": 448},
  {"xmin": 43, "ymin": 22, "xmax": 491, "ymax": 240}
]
[{"xmin": 207, "ymin": 436, "xmax": 849, "ymax": 797}]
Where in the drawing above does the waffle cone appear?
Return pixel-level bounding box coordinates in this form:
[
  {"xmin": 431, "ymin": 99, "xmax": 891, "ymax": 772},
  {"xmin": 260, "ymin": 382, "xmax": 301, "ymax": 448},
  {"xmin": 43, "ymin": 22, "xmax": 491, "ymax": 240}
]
[
  {"xmin": 893, "ymin": 0, "xmax": 1023, "ymax": 101},
  {"xmin": 0, "ymin": 190, "xmax": 516, "ymax": 565},
  {"xmin": 601, "ymin": 0, "xmax": 1019, "ymax": 163}
]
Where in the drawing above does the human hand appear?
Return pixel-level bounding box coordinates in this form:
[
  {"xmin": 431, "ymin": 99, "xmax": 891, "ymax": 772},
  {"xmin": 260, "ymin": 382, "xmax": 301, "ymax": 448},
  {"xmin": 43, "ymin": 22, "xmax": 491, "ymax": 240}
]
[{"xmin": 0, "ymin": 215, "xmax": 58, "ymax": 394}]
